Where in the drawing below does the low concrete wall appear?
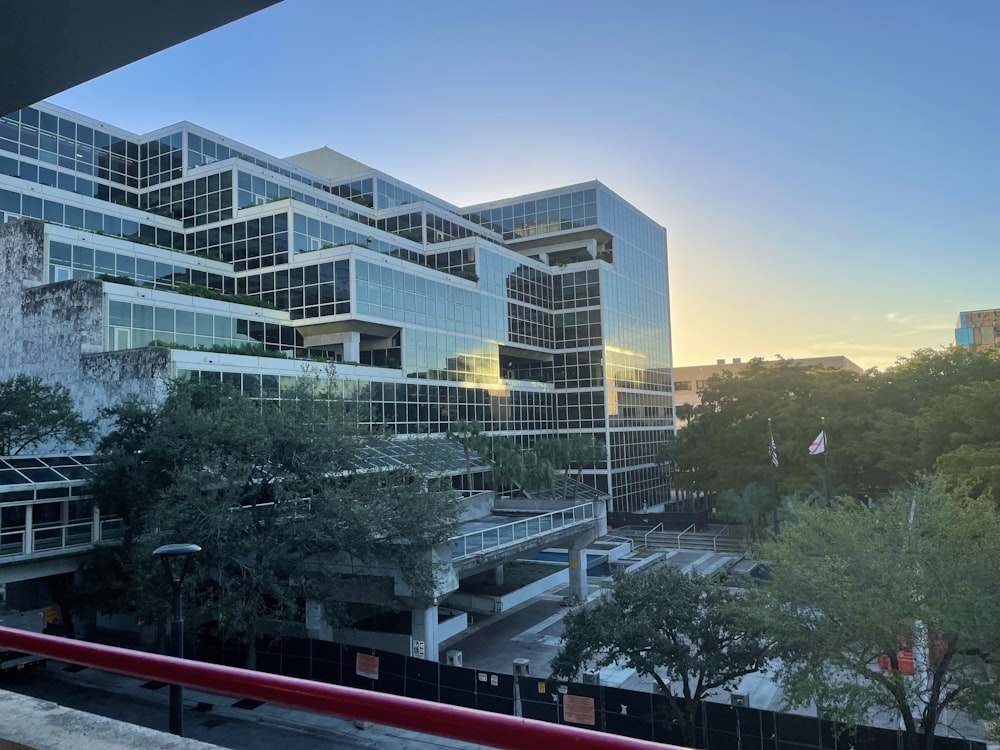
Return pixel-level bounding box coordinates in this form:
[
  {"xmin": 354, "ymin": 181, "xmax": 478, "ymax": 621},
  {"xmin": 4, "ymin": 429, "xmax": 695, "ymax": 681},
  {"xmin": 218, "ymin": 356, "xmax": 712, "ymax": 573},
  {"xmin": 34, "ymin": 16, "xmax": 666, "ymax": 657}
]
[
  {"xmin": 585, "ymin": 540, "xmax": 632, "ymax": 563},
  {"xmin": 0, "ymin": 689, "xmax": 223, "ymax": 749},
  {"xmin": 329, "ymin": 627, "xmax": 412, "ymax": 656},
  {"xmin": 437, "ymin": 610, "xmax": 468, "ymax": 643},
  {"xmin": 493, "ymin": 497, "xmax": 576, "ymax": 512},
  {"xmin": 455, "ymin": 492, "xmax": 495, "ymax": 522}
]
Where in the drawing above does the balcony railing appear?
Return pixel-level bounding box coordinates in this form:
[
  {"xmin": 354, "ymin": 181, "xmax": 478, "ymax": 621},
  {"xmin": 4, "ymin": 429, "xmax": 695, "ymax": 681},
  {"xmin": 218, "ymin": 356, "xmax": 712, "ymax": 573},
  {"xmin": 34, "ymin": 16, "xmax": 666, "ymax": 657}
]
[
  {"xmin": 0, "ymin": 517, "xmax": 123, "ymax": 560},
  {"xmin": 0, "ymin": 626, "xmax": 679, "ymax": 750},
  {"xmin": 450, "ymin": 502, "xmax": 596, "ymax": 561}
]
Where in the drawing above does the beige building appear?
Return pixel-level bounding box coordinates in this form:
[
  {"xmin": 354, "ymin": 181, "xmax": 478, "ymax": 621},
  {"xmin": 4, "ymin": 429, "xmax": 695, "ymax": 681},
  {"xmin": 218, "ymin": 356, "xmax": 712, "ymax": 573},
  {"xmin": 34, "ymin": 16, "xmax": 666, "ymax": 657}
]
[{"xmin": 673, "ymin": 356, "xmax": 863, "ymax": 410}]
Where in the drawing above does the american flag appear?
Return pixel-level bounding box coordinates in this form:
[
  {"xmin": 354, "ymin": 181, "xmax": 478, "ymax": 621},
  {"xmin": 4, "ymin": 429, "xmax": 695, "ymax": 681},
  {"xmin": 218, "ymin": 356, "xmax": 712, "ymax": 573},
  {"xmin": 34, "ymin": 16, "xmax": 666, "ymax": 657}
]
[{"xmin": 769, "ymin": 430, "xmax": 779, "ymax": 468}]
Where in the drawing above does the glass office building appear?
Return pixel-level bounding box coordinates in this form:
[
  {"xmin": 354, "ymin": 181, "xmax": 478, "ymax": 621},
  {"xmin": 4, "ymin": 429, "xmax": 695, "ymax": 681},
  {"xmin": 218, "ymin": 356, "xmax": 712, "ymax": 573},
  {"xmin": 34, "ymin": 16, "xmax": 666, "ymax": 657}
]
[
  {"xmin": 0, "ymin": 101, "xmax": 674, "ymax": 511},
  {"xmin": 955, "ymin": 309, "xmax": 1000, "ymax": 354}
]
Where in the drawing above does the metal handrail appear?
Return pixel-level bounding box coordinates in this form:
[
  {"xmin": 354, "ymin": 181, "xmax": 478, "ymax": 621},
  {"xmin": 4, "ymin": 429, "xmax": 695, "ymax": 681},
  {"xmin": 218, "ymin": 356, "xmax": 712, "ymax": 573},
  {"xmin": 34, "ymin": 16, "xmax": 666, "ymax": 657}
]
[
  {"xmin": 643, "ymin": 523, "xmax": 663, "ymax": 550},
  {"xmin": 676, "ymin": 523, "xmax": 695, "ymax": 549},
  {"xmin": 0, "ymin": 627, "xmax": 678, "ymax": 750},
  {"xmin": 712, "ymin": 526, "xmax": 729, "ymax": 553},
  {"xmin": 450, "ymin": 503, "xmax": 595, "ymax": 561}
]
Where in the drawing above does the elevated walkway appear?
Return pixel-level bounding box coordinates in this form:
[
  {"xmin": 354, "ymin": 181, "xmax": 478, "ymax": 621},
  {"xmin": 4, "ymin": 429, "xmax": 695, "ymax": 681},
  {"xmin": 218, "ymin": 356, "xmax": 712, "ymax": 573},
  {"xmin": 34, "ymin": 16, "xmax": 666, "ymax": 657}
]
[{"xmin": 450, "ymin": 502, "xmax": 599, "ymax": 575}]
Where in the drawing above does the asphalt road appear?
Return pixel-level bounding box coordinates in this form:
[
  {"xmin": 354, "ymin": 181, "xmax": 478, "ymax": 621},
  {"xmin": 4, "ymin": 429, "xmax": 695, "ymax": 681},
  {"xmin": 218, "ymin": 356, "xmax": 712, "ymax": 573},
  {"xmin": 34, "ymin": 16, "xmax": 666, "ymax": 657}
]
[{"xmin": 0, "ymin": 662, "xmax": 485, "ymax": 750}]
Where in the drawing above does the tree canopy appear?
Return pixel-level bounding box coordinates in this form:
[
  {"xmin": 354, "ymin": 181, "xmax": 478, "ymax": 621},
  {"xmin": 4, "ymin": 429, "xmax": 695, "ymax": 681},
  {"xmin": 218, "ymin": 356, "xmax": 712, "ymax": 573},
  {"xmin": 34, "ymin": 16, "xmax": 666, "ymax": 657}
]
[
  {"xmin": 87, "ymin": 378, "xmax": 459, "ymax": 667},
  {"xmin": 552, "ymin": 566, "xmax": 768, "ymax": 746},
  {"xmin": 0, "ymin": 375, "xmax": 95, "ymax": 455},
  {"xmin": 754, "ymin": 478, "xmax": 1000, "ymax": 750},
  {"xmin": 672, "ymin": 347, "xmax": 1000, "ymax": 502}
]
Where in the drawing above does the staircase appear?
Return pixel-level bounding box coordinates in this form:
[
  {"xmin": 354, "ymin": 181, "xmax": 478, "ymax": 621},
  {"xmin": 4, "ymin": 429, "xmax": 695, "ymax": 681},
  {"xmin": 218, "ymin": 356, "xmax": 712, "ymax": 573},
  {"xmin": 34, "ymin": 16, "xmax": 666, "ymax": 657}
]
[{"xmin": 615, "ymin": 525, "xmax": 747, "ymax": 555}]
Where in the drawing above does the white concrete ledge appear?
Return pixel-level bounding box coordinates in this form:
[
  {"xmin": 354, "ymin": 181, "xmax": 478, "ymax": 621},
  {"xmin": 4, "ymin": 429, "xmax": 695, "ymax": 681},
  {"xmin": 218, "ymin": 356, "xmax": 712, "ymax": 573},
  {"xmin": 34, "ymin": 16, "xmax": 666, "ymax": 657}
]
[{"xmin": 0, "ymin": 689, "xmax": 223, "ymax": 750}]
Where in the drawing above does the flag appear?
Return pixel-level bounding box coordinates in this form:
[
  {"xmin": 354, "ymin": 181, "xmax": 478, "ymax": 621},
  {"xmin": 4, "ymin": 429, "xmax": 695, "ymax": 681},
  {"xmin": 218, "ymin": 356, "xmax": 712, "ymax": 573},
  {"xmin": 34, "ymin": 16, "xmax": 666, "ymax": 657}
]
[
  {"xmin": 808, "ymin": 430, "xmax": 827, "ymax": 455},
  {"xmin": 769, "ymin": 431, "xmax": 779, "ymax": 468}
]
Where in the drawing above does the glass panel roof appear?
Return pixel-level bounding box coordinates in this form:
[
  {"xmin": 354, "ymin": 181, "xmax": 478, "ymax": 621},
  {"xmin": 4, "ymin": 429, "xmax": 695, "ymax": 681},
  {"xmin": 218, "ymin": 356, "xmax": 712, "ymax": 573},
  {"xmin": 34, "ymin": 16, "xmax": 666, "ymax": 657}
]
[
  {"xmin": 0, "ymin": 455, "xmax": 95, "ymax": 493},
  {"xmin": 523, "ymin": 476, "xmax": 609, "ymax": 503},
  {"xmin": 358, "ymin": 438, "xmax": 489, "ymax": 477}
]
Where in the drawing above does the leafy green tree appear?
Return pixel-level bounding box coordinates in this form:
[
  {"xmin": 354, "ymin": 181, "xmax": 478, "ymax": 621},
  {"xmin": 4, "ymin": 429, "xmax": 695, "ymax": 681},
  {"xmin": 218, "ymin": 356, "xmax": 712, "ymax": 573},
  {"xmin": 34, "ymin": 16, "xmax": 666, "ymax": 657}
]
[
  {"xmin": 755, "ymin": 478, "xmax": 1000, "ymax": 750},
  {"xmin": 917, "ymin": 380, "xmax": 1000, "ymax": 500},
  {"xmin": 552, "ymin": 566, "xmax": 769, "ymax": 747},
  {"xmin": 0, "ymin": 375, "xmax": 95, "ymax": 455},
  {"xmin": 89, "ymin": 378, "xmax": 458, "ymax": 668}
]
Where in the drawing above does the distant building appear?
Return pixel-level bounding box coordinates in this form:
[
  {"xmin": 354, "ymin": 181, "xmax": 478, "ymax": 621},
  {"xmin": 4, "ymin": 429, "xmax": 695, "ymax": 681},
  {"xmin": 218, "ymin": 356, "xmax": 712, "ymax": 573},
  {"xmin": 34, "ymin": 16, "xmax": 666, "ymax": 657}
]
[
  {"xmin": 672, "ymin": 356, "xmax": 863, "ymax": 410},
  {"xmin": 955, "ymin": 309, "xmax": 1000, "ymax": 353}
]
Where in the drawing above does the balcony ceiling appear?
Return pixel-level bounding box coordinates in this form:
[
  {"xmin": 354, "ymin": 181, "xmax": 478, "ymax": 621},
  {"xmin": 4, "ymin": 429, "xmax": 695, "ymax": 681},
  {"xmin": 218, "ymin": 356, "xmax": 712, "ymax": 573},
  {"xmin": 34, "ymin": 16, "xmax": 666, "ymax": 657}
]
[{"xmin": 1, "ymin": 0, "xmax": 280, "ymax": 117}]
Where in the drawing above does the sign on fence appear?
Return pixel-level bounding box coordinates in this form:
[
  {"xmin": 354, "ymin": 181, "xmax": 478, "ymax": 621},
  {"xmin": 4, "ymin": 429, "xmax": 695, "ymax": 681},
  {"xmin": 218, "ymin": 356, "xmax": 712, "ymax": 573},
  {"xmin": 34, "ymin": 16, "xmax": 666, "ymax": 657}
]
[
  {"xmin": 563, "ymin": 694, "xmax": 596, "ymax": 726},
  {"xmin": 355, "ymin": 652, "xmax": 379, "ymax": 679}
]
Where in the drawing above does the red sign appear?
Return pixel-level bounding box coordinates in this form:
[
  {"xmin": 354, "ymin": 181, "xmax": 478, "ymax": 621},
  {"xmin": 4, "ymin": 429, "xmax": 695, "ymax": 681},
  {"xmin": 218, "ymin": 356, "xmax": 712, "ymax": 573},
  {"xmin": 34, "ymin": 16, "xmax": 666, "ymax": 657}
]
[
  {"xmin": 897, "ymin": 650, "xmax": 915, "ymax": 676},
  {"xmin": 563, "ymin": 694, "xmax": 596, "ymax": 726},
  {"xmin": 356, "ymin": 653, "xmax": 380, "ymax": 680}
]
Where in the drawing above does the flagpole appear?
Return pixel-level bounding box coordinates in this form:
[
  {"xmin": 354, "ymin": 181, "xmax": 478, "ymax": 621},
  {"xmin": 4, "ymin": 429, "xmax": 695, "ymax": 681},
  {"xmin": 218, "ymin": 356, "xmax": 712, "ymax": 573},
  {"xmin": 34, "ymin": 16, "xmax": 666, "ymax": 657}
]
[
  {"xmin": 769, "ymin": 417, "xmax": 779, "ymax": 536},
  {"xmin": 822, "ymin": 415, "xmax": 828, "ymax": 474}
]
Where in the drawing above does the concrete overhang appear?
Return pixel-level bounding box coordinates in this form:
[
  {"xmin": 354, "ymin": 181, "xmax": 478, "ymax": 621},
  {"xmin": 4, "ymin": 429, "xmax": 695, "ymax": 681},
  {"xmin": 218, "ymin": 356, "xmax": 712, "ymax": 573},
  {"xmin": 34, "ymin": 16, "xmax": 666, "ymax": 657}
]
[
  {"xmin": 508, "ymin": 227, "xmax": 613, "ymax": 253},
  {"xmin": 1, "ymin": 0, "xmax": 281, "ymax": 116},
  {"xmin": 295, "ymin": 319, "xmax": 399, "ymax": 341}
]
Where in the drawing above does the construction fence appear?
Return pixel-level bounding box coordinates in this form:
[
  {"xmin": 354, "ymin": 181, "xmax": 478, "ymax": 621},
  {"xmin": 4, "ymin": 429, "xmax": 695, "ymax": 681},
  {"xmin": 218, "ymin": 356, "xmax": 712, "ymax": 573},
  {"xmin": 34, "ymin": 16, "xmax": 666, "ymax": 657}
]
[{"xmin": 194, "ymin": 635, "xmax": 984, "ymax": 750}]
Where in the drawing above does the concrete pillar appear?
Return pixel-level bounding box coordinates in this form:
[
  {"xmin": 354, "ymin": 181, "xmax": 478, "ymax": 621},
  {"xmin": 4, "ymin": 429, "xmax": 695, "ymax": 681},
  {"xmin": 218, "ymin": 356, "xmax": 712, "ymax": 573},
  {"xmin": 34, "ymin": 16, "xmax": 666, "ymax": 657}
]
[
  {"xmin": 568, "ymin": 543, "xmax": 587, "ymax": 602},
  {"xmin": 411, "ymin": 605, "xmax": 438, "ymax": 661},
  {"xmin": 92, "ymin": 505, "xmax": 101, "ymax": 544},
  {"xmin": 342, "ymin": 331, "xmax": 361, "ymax": 363},
  {"xmin": 24, "ymin": 504, "xmax": 33, "ymax": 555},
  {"xmin": 492, "ymin": 565, "xmax": 504, "ymax": 586}
]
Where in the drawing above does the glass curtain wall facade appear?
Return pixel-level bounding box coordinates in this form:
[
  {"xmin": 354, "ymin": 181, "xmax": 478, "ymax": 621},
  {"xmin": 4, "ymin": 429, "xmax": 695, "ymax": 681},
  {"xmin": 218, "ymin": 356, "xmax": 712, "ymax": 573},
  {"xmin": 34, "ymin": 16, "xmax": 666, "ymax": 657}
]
[{"xmin": 0, "ymin": 101, "xmax": 674, "ymax": 511}]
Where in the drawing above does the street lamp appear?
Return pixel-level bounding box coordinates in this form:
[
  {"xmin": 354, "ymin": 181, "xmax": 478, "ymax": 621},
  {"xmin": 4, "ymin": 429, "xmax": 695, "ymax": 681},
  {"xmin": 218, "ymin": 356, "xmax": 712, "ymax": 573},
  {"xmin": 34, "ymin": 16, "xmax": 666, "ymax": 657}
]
[{"xmin": 152, "ymin": 543, "xmax": 201, "ymax": 736}]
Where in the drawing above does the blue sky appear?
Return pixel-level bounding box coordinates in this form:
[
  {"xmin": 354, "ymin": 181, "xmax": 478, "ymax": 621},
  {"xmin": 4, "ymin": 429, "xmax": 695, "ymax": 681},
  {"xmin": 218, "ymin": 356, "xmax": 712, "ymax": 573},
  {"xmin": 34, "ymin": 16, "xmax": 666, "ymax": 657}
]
[{"xmin": 50, "ymin": 0, "xmax": 1000, "ymax": 369}]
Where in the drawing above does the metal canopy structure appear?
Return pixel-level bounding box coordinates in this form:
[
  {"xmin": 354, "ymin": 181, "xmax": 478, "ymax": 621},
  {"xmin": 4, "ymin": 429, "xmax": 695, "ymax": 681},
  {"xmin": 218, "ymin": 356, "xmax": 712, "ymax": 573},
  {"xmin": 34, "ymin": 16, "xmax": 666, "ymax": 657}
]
[
  {"xmin": 0, "ymin": 0, "xmax": 281, "ymax": 116},
  {"xmin": 523, "ymin": 475, "xmax": 608, "ymax": 503},
  {"xmin": 358, "ymin": 438, "xmax": 490, "ymax": 478}
]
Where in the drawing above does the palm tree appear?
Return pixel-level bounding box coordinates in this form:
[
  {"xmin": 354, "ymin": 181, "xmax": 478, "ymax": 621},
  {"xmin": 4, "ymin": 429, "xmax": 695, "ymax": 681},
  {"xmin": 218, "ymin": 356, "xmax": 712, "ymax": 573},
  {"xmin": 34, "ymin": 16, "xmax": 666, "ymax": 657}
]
[
  {"xmin": 447, "ymin": 420, "xmax": 481, "ymax": 491},
  {"xmin": 716, "ymin": 482, "xmax": 779, "ymax": 541},
  {"xmin": 675, "ymin": 403, "xmax": 696, "ymax": 426},
  {"xmin": 489, "ymin": 439, "xmax": 526, "ymax": 495}
]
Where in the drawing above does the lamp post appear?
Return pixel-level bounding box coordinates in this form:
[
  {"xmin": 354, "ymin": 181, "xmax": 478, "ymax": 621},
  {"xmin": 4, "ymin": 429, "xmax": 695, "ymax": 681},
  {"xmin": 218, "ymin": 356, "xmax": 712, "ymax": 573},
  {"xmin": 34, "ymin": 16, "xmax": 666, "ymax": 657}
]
[{"xmin": 152, "ymin": 543, "xmax": 201, "ymax": 736}]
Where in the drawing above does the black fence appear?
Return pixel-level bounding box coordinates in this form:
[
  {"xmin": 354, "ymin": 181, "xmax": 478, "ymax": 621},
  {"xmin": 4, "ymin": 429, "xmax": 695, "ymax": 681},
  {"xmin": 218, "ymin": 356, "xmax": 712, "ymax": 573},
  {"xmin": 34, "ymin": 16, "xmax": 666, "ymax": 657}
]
[{"xmin": 196, "ymin": 635, "xmax": 984, "ymax": 750}]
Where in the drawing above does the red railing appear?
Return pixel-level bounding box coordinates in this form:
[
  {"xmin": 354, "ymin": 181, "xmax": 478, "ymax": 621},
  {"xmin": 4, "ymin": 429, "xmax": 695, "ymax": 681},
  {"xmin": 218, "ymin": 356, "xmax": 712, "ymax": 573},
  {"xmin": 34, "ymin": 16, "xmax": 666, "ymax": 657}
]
[{"xmin": 0, "ymin": 626, "xmax": 680, "ymax": 750}]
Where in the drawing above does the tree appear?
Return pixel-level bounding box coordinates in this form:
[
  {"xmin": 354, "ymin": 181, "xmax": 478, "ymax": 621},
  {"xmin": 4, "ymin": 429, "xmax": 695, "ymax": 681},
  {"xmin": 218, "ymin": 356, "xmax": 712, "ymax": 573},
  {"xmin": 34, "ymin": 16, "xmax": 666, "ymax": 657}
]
[
  {"xmin": 716, "ymin": 482, "xmax": 779, "ymax": 541},
  {"xmin": 447, "ymin": 420, "xmax": 482, "ymax": 491},
  {"xmin": 552, "ymin": 566, "xmax": 769, "ymax": 746},
  {"xmin": 536, "ymin": 434, "xmax": 605, "ymax": 499},
  {"xmin": 674, "ymin": 403, "xmax": 696, "ymax": 426},
  {"xmin": 755, "ymin": 477, "xmax": 1000, "ymax": 750},
  {"xmin": 89, "ymin": 378, "xmax": 459, "ymax": 667},
  {"xmin": 0, "ymin": 375, "xmax": 95, "ymax": 455}
]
